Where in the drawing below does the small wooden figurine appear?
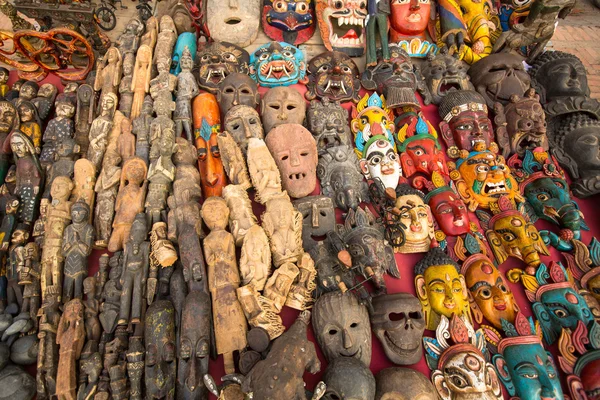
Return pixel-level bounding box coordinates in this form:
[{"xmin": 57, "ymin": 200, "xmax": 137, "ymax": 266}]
[
  {"xmin": 17, "ymin": 100, "xmax": 41, "ymax": 154},
  {"xmin": 247, "ymin": 137, "xmax": 282, "ymax": 204},
  {"xmin": 70, "ymin": 158, "xmax": 96, "ymax": 223},
  {"xmin": 18, "ymin": 242, "xmax": 41, "ymax": 327},
  {"xmin": 130, "ymin": 45, "xmax": 153, "ymax": 121},
  {"xmin": 264, "ymin": 262, "xmax": 299, "ymax": 312},
  {"xmin": 222, "ymin": 184, "xmax": 257, "ymax": 246},
  {"xmin": 56, "ymin": 298, "xmax": 85, "ymax": 400},
  {"xmin": 43, "ymin": 137, "xmax": 78, "ymax": 199},
  {"xmin": 237, "ymin": 284, "xmax": 285, "ymax": 340},
  {"xmin": 116, "ymin": 117, "xmax": 136, "ymax": 163},
  {"xmin": 132, "ymin": 96, "xmax": 153, "ymax": 165},
  {"xmin": 36, "ymin": 292, "xmax": 61, "ymax": 399},
  {"xmin": 145, "ymin": 132, "xmax": 175, "ymax": 226},
  {"xmin": 262, "ymin": 192, "xmax": 303, "ymax": 267},
  {"xmin": 118, "ymin": 53, "xmax": 135, "ymax": 118},
  {"xmin": 174, "ymin": 46, "xmax": 199, "ymax": 143},
  {"xmin": 239, "ymin": 225, "xmax": 271, "ymax": 291},
  {"xmin": 62, "ymin": 200, "xmax": 94, "ymax": 303},
  {"xmin": 94, "ymin": 152, "xmax": 122, "ymax": 248},
  {"xmin": 75, "ymin": 84, "xmax": 95, "ymax": 156},
  {"xmin": 11, "ymin": 131, "xmax": 44, "ymax": 228},
  {"xmin": 94, "ymin": 47, "xmax": 122, "ymax": 105},
  {"xmin": 145, "ymin": 299, "xmax": 176, "ymax": 399},
  {"xmin": 217, "ymin": 130, "xmax": 252, "ymax": 190},
  {"xmin": 87, "ymin": 92, "xmax": 118, "ymax": 171}
]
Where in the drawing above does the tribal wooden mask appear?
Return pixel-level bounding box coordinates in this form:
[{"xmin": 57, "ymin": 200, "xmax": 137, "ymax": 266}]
[
  {"xmin": 206, "ymin": 0, "xmax": 261, "ymax": 48},
  {"xmin": 315, "ymin": 0, "xmax": 366, "ymax": 57},
  {"xmin": 261, "ymin": 86, "xmax": 306, "ymax": 133},
  {"xmin": 359, "ymin": 136, "xmax": 402, "ymax": 191},
  {"xmin": 306, "ymin": 98, "xmax": 352, "ymax": 151},
  {"xmin": 217, "ymin": 73, "xmax": 260, "ymax": 118},
  {"xmin": 421, "ymin": 51, "xmax": 474, "ymax": 105},
  {"xmin": 195, "ymin": 41, "xmax": 250, "ymax": 94},
  {"xmin": 262, "ymin": 0, "xmax": 316, "ymax": 45},
  {"xmin": 322, "ymin": 357, "xmax": 376, "ymax": 400},
  {"xmin": 145, "ymin": 300, "xmax": 177, "ymax": 399},
  {"xmin": 425, "ymin": 185, "xmax": 471, "ymax": 237},
  {"xmin": 305, "ymin": 51, "xmax": 361, "ymax": 103},
  {"xmin": 249, "ymin": 41, "xmax": 307, "ymax": 87},
  {"xmin": 529, "ymin": 50, "xmax": 590, "ymax": 104},
  {"xmin": 293, "ymin": 195, "xmax": 336, "ymax": 251},
  {"xmin": 351, "ymin": 93, "xmax": 395, "ymax": 158},
  {"xmin": 393, "ymin": 184, "xmax": 435, "ymax": 254}
]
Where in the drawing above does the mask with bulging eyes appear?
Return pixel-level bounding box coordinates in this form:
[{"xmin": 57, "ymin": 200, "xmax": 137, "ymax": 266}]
[
  {"xmin": 250, "ymin": 41, "xmax": 307, "ymax": 87},
  {"xmin": 293, "ymin": 195, "xmax": 336, "ymax": 251},
  {"xmin": 371, "ymin": 293, "xmax": 425, "ymax": 365},
  {"xmin": 261, "ymin": 86, "xmax": 306, "ymax": 133},
  {"xmin": 262, "ymin": 0, "xmax": 316, "ymax": 45},
  {"xmin": 306, "ymin": 98, "xmax": 352, "ymax": 151},
  {"xmin": 223, "ymin": 105, "xmax": 264, "ymax": 155},
  {"xmin": 322, "ymin": 357, "xmax": 376, "ymax": 400},
  {"xmin": 306, "ymin": 50, "xmax": 361, "ymax": 103},
  {"xmin": 195, "ymin": 41, "xmax": 250, "ymax": 94},
  {"xmin": 145, "ymin": 300, "xmax": 177, "ymax": 399}
]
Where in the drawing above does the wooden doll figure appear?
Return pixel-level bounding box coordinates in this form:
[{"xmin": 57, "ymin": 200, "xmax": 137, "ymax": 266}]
[
  {"xmin": 40, "ymin": 94, "xmax": 76, "ymax": 167},
  {"xmin": 118, "ymin": 214, "xmax": 150, "ymax": 327},
  {"xmin": 75, "ymin": 84, "xmax": 95, "ymax": 156},
  {"xmin": 87, "ymin": 92, "xmax": 118, "ymax": 172},
  {"xmin": 174, "ymin": 46, "xmax": 199, "ymax": 143},
  {"xmin": 93, "ymin": 47, "xmax": 123, "ymax": 106},
  {"xmin": 117, "ymin": 117, "xmax": 136, "ymax": 164},
  {"xmin": 94, "ymin": 152, "xmax": 122, "ymax": 248},
  {"xmin": 37, "ymin": 291, "xmax": 61, "ymax": 400},
  {"xmin": 118, "ymin": 53, "xmax": 135, "ymax": 118},
  {"xmin": 201, "ymin": 197, "xmax": 248, "ymax": 374},
  {"xmin": 19, "ymin": 242, "xmax": 41, "ymax": 327},
  {"xmin": 107, "ymin": 157, "xmax": 147, "ymax": 253},
  {"xmin": 56, "ymin": 298, "xmax": 85, "ymax": 400},
  {"xmin": 17, "ymin": 100, "xmax": 41, "ymax": 154},
  {"xmin": 82, "ymin": 276, "xmax": 101, "ymax": 345},
  {"xmin": 145, "ymin": 132, "xmax": 175, "ymax": 226},
  {"xmin": 62, "ymin": 200, "xmax": 94, "ymax": 303},
  {"xmin": 0, "ymin": 195, "xmax": 18, "ymax": 256},
  {"xmin": 130, "ymin": 45, "xmax": 153, "ymax": 121},
  {"xmin": 10, "ymin": 131, "xmax": 44, "ymax": 228},
  {"xmin": 70, "ymin": 158, "xmax": 96, "ymax": 224}
]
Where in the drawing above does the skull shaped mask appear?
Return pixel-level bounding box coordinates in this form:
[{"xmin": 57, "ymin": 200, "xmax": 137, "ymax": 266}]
[{"xmin": 371, "ymin": 293, "xmax": 425, "ymax": 365}]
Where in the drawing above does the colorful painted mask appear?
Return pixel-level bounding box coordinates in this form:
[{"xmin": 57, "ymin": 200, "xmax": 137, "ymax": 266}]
[
  {"xmin": 261, "ymin": 86, "xmax": 306, "ymax": 133},
  {"xmin": 529, "ymin": 50, "xmax": 590, "ymax": 104},
  {"xmin": 572, "ymin": 350, "xmax": 600, "ymax": 400},
  {"xmin": 393, "ymin": 184, "xmax": 435, "ymax": 254},
  {"xmin": 351, "ymin": 93, "xmax": 395, "ymax": 158},
  {"xmin": 337, "ymin": 207, "xmax": 399, "ymax": 294},
  {"xmin": 531, "ymin": 262, "xmax": 596, "ymax": 345},
  {"xmin": 438, "ymin": 90, "xmax": 494, "ymax": 152},
  {"xmin": 195, "ymin": 41, "xmax": 250, "ymax": 94},
  {"xmin": 293, "ymin": 195, "xmax": 336, "ymax": 251},
  {"xmin": 262, "ymin": 0, "xmax": 316, "ymax": 45},
  {"xmin": 493, "ymin": 313, "xmax": 564, "ymax": 400},
  {"xmin": 449, "ymin": 142, "xmax": 522, "ymax": 211},
  {"xmin": 495, "ymin": 89, "xmax": 548, "ymax": 158},
  {"xmin": 371, "ymin": 293, "xmax": 425, "ymax": 365},
  {"xmin": 249, "ymin": 41, "xmax": 307, "ymax": 87},
  {"xmin": 389, "ymin": 0, "xmax": 433, "ymax": 43},
  {"xmin": 223, "ymin": 105, "xmax": 264, "ymax": 155},
  {"xmin": 415, "ymin": 247, "xmax": 471, "ymax": 330},
  {"xmin": 312, "ymin": 291, "xmax": 372, "ymax": 366},
  {"xmin": 425, "ymin": 186, "xmax": 471, "ymax": 237},
  {"xmin": 469, "ymin": 53, "xmax": 531, "ymax": 108},
  {"xmin": 477, "ymin": 196, "xmax": 549, "ymax": 274},
  {"xmin": 145, "ymin": 300, "xmax": 177, "ymax": 400},
  {"xmin": 462, "ymin": 254, "xmax": 519, "ymax": 329},
  {"xmin": 315, "ymin": 0, "xmax": 366, "ymax": 57},
  {"xmin": 206, "ymin": 0, "xmax": 261, "ymax": 48},
  {"xmin": 318, "ymin": 145, "xmax": 369, "ymax": 211},
  {"xmin": 322, "ymin": 357, "xmax": 376, "ymax": 400},
  {"xmin": 424, "ymin": 314, "xmax": 502, "ymax": 400},
  {"xmin": 359, "ymin": 136, "xmax": 402, "ymax": 191},
  {"xmin": 193, "ymin": 92, "xmax": 227, "ymax": 198},
  {"xmin": 265, "ymin": 123, "xmax": 318, "ymax": 198},
  {"xmin": 306, "ymin": 98, "xmax": 352, "ymax": 150},
  {"xmin": 421, "ymin": 52, "xmax": 474, "ymax": 105},
  {"xmin": 361, "ymin": 46, "xmax": 430, "ymax": 108},
  {"xmin": 396, "ymin": 113, "xmax": 449, "ymax": 181},
  {"xmin": 508, "ymin": 148, "xmax": 584, "ymax": 239},
  {"xmin": 376, "ymin": 368, "xmax": 439, "ymax": 400},
  {"xmin": 305, "ymin": 51, "xmax": 361, "ymax": 103},
  {"xmin": 217, "ymin": 72, "xmax": 261, "ymax": 118}
]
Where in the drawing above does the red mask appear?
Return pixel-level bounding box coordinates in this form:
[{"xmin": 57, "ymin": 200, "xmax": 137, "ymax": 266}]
[
  {"xmin": 390, "ymin": 0, "xmax": 431, "ymax": 37},
  {"xmin": 400, "ymin": 136, "xmax": 449, "ymax": 178},
  {"xmin": 426, "ymin": 188, "xmax": 471, "ymax": 236}
]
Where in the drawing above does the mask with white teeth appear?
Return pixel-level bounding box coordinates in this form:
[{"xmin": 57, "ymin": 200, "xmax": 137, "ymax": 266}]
[
  {"xmin": 265, "ymin": 123, "xmax": 318, "ymax": 198},
  {"xmin": 421, "ymin": 51, "xmax": 474, "ymax": 106},
  {"xmin": 249, "ymin": 41, "xmax": 307, "ymax": 88},
  {"xmin": 262, "ymin": 0, "xmax": 316, "ymax": 45},
  {"xmin": 306, "ymin": 50, "xmax": 361, "ymax": 103},
  {"xmin": 315, "ymin": 0, "xmax": 367, "ymax": 57},
  {"xmin": 195, "ymin": 41, "xmax": 249, "ymax": 94}
]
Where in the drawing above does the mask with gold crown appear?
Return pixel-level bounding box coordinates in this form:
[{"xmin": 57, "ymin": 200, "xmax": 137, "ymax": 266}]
[{"xmin": 351, "ymin": 92, "xmax": 395, "ymax": 158}]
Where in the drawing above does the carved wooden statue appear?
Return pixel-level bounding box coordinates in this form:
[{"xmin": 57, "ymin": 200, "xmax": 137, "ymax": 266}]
[
  {"xmin": 43, "ymin": 137, "xmax": 78, "ymax": 200},
  {"xmin": 285, "ymin": 252, "xmax": 317, "ymax": 311},
  {"xmin": 264, "ymin": 262, "xmax": 299, "ymax": 312},
  {"xmin": 75, "ymin": 84, "xmax": 95, "ymax": 156},
  {"xmin": 262, "ymin": 192, "xmax": 303, "ymax": 267},
  {"xmin": 94, "ymin": 47, "xmax": 123, "ymax": 106},
  {"xmin": 40, "ymin": 95, "xmax": 76, "ymax": 167},
  {"xmin": 145, "ymin": 132, "xmax": 175, "ymax": 226},
  {"xmin": 174, "ymin": 46, "xmax": 199, "ymax": 143},
  {"xmin": 18, "ymin": 241, "xmax": 41, "ymax": 327},
  {"xmin": 149, "ymin": 92, "xmax": 176, "ymax": 163},
  {"xmin": 239, "ymin": 225, "xmax": 271, "ymax": 291},
  {"xmin": 133, "ymin": 96, "xmax": 153, "ymax": 165},
  {"xmin": 217, "ymin": 131, "xmax": 252, "ymax": 190},
  {"xmin": 70, "ymin": 158, "xmax": 96, "ymax": 223},
  {"xmin": 36, "ymin": 292, "xmax": 61, "ymax": 400},
  {"xmin": 201, "ymin": 197, "xmax": 248, "ymax": 374},
  {"xmin": 126, "ymin": 336, "xmax": 144, "ymax": 400},
  {"xmin": 87, "ymin": 92, "xmax": 118, "ymax": 171},
  {"xmin": 62, "ymin": 200, "xmax": 94, "ymax": 303},
  {"xmin": 222, "ymin": 184, "xmax": 257, "ymax": 246},
  {"xmin": 237, "ymin": 284, "xmax": 285, "ymax": 340},
  {"xmin": 94, "ymin": 152, "xmax": 122, "ymax": 248},
  {"xmin": 247, "ymin": 137, "xmax": 282, "ymax": 204},
  {"xmin": 99, "ymin": 254, "xmax": 122, "ymax": 335},
  {"xmin": 118, "ymin": 53, "xmax": 135, "ymax": 118},
  {"xmin": 117, "ymin": 117, "xmax": 136, "ymax": 163},
  {"xmin": 130, "ymin": 45, "xmax": 153, "ymax": 121},
  {"xmin": 149, "ymin": 57, "xmax": 176, "ymax": 100},
  {"xmin": 11, "ymin": 131, "xmax": 44, "ymax": 228},
  {"xmin": 145, "ymin": 300, "xmax": 176, "ymax": 399},
  {"xmin": 56, "ymin": 298, "xmax": 85, "ymax": 400},
  {"xmin": 108, "ymin": 157, "xmax": 147, "ymax": 253},
  {"xmin": 82, "ymin": 276, "xmax": 101, "ymax": 346}
]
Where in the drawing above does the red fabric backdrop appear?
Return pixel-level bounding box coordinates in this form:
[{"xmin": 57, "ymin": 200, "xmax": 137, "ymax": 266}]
[{"xmin": 10, "ymin": 71, "xmax": 600, "ymax": 399}]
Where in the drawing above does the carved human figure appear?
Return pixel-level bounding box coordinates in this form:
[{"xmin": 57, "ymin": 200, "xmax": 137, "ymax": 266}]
[
  {"xmin": 247, "ymin": 137, "xmax": 282, "ymax": 204},
  {"xmin": 149, "ymin": 92, "xmax": 176, "ymax": 164},
  {"xmin": 42, "ymin": 137, "xmax": 78, "ymax": 200},
  {"xmin": 150, "ymin": 57, "xmax": 177, "ymax": 100},
  {"xmin": 116, "ymin": 117, "xmax": 136, "ymax": 164},
  {"xmin": 75, "ymin": 84, "xmax": 95, "ymax": 155},
  {"xmin": 36, "ymin": 292, "xmax": 61, "ymax": 399},
  {"xmin": 94, "ymin": 152, "xmax": 122, "ymax": 248},
  {"xmin": 222, "ymin": 184, "xmax": 257, "ymax": 246},
  {"xmin": 62, "ymin": 201, "xmax": 94, "ymax": 303},
  {"xmin": 19, "ymin": 241, "xmax": 41, "ymax": 326},
  {"xmin": 262, "ymin": 192, "xmax": 303, "ymax": 267},
  {"xmin": 201, "ymin": 197, "xmax": 248, "ymax": 374},
  {"xmin": 11, "ymin": 131, "xmax": 44, "ymax": 228},
  {"xmin": 17, "ymin": 100, "xmax": 41, "ymax": 154},
  {"xmin": 239, "ymin": 226, "xmax": 270, "ymax": 289},
  {"xmin": 145, "ymin": 133, "xmax": 175, "ymax": 226},
  {"xmin": 94, "ymin": 47, "xmax": 123, "ymax": 105},
  {"xmin": 217, "ymin": 131, "xmax": 252, "ymax": 190},
  {"xmin": 116, "ymin": 17, "xmax": 144, "ymax": 56},
  {"xmin": 82, "ymin": 277, "xmax": 101, "ymax": 346},
  {"xmin": 130, "ymin": 45, "xmax": 153, "ymax": 121},
  {"xmin": 175, "ymin": 46, "xmax": 199, "ymax": 143},
  {"xmin": 236, "ymin": 284, "xmax": 284, "ymax": 340},
  {"xmin": 14, "ymin": 81, "xmax": 39, "ymax": 110},
  {"xmin": 153, "ymin": 15, "xmax": 178, "ymax": 72},
  {"xmin": 40, "ymin": 95, "xmax": 76, "ymax": 167},
  {"xmin": 32, "ymin": 83, "xmax": 58, "ymax": 123},
  {"xmin": 144, "ymin": 300, "xmax": 176, "ymax": 399},
  {"xmin": 0, "ymin": 101, "xmax": 19, "ymax": 187},
  {"xmin": 56, "ymin": 298, "xmax": 85, "ymax": 400},
  {"xmin": 133, "ymin": 96, "xmax": 153, "ymax": 165},
  {"xmin": 99, "ymin": 254, "xmax": 122, "ymax": 334},
  {"xmin": 108, "ymin": 157, "xmax": 147, "ymax": 253},
  {"xmin": 87, "ymin": 93, "xmax": 118, "ymax": 171},
  {"xmin": 263, "ymin": 261, "xmax": 299, "ymax": 312}
]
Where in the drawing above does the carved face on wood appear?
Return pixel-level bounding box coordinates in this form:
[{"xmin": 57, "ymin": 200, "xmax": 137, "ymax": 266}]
[
  {"xmin": 0, "ymin": 101, "xmax": 18, "ymax": 135},
  {"xmin": 439, "ymin": 91, "xmax": 493, "ymax": 152},
  {"xmin": 426, "ymin": 187, "xmax": 470, "ymax": 237},
  {"xmin": 501, "ymin": 91, "xmax": 548, "ymax": 156},
  {"xmin": 293, "ymin": 195, "xmax": 335, "ymax": 250},
  {"xmin": 394, "ymin": 187, "xmax": 435, "ymax": 253},
  {"xmin": 306, "ymin": 51, "xmax": 361, "ymax": 103},
  {"xmin": 359, "ymin": 137, "xmax": 402, "ymax": 190},
  {"xmin": 390, "ymin": 0, "xmax": 431, "ymax": 36},
  {"xmin": 360, "ymin": 46, "xmax": 418, "ymax": 103},
  {"xmin": 315, "ymin": 0, "xmax": 367, "ymax": 57},
  {"xmin": 312, "ymin": 291, "xmax": 372, "ymax": 366},
  {"xmin": 262, "ymin": 0, "xmax": 316, "ymax": 45},
  {"xmin": 250, "ymin": 41, "xmax": 307, "ymax": 87},
  {"xmin": 195, "ymin": 41, "xmax": 250, "ymax": 94},
  {"xmin": 217, "ymin": 73, "xmax": 261, "ymax": 117},
  {"xmin": 371, "ymin": 293, "xmax": 425, "ymax": 365},
  {"xmin": 306, "ymin": 99, "xmax": 352, "ymax": 150},
  {"xmin": 322, "ymin": 357, "xmax": 376, "ymax": 400},
  {"xmin": 421, "ymin": 53, "xmax": 473, "ymax": 105},
  {"xmin": 206, "ymin": 0, "xmax": 261, "ymax": 48},
  {"xmin": 530, "ymin": 51, "xmax": 589, "ymax": 103},
  {"xmin": 261, "ymin": 86, "xmax": 306, "ymax": 133},
  {"xmin": 265, "ymin": 123, "xmax": 318, "ymax": 198},
  {"xmin": 224, "ymin": 105, "xmax": 264, "ymax": 154},
  {"xmin": 145, "ymin": 300, "xmax": 176, "ymax": 400},
  {"xmin": 318, "ymin": 145, "xmax": 368, "ymax": 211}
]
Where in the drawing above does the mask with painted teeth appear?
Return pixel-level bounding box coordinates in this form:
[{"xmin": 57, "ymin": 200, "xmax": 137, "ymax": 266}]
[
  {"xmin": 262, "ymin": 0, "xmax": 316, "ymax": 45},
  {"xmin": 250, "ymin": 41, "xmax": 307, "ymax": 87},
  {"xmin": 195, "ymin": 41, "xmax": 250, "ymax": 94},
  {"xmin": 315, "ymin": 0, "xmax": 367, "ymax": 57},
  {"xmin": 371, "ymin": 293, "xmax": 425, "ymax": 365},
  {"xmin": 306, "ymin": 50, "xmax": 361, "ymax": 103}
]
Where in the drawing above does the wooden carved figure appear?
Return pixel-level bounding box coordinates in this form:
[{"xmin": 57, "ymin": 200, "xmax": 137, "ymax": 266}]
[
  {"xmin": 43, "ymin": 137, "xmax": 78, "ymax": 199},
  {"xmin": 262, "ymin": 191, "xmax": 303, "ymax": 267},
  {"xmin": 118, "ymin": 214, "xmax": 150, "ymax": 327},
  {"xmin": 117, "ymin": 117, "xmax": 136, "ymax": 163},
  {"xmin": 174, "ymin": 46, "xmax": 199, "ymax": 143},
  {"xmin": 99, "ymin": 254, "xmax": 122, "ymax": 334},
  {"xmin": 247, "ymin": 137, "xmax": 282, "ymax": 204},
  {"xmin": 240, "ymin": 225, "xmax": 271, "ymax": 291},
  {"xmin": 201, "ymin": 197, "xmax": 248, "ymax": 374},
  {"xmin": 116, "ymin": 18, "xmax": 144, "ymax": 56},
  {"xmin": 236, "ymin": 284, "xmax": 285, "ymax": 340},
  {"xmin": 108, "ymin": 157, "xmax": 147, "ymax": 253},
  {"xmin": 62, "ymin": 200, "xmax": 94, "ymax": 303},
  {"xmin": 145, "ymin": 300, "xmax": 176, "ymax": 400},
  {"xmin": 36, "ymin": 292, "xmax": 61, "ymax": 400},
  {"xmin": 94, "ymin": 47, "xmax": 123, "ymax": 105},
  {"xmin": 39, "ymin": 94, "xmax": 76, "ymax": 167},
  {"xmin": 217, "ymin": 130, "xmax": 251, "ymax": 190},
  {"xmin": 94, "ymin": 152, "xmax": 122, "ymax": 248},
  {"xmin": 149, "ymin": 91, "xmax": 176, "ymax": 163},
  {"xmin": 0, "ymin": 194, "xmax": 18, "ymax": 255},
  {"xmin": 285, "ymin": 252, "xmax": 317, "ymax": 311},
  {"xmin": 118, "ymin": 53, "xmax": 135, "ymax": 118},
  {"xmin": 56, "ymin": 298, "xmax": 85, "ymax": 400},
  {"xmin": 75, "ymin": 84, "xmax": 95, "ymax": 155},
  {"xmin": 222, "ymin": 184, "xmax": 257, "ymax": 246},
  {"xmin": 126, "ymin": 336, "xmax": 145, "ymax": 400},
  {"xmin": 149, "ymin": 57, "xmax": 176, "ymax": 100},
  {"xmin": 18, "ymin": 241, "xmax": 41, "ymax": 326},
  {"xmin": 71, "ymin": 158, "xmax": 96, "ymax": 223},
  {"xmin": 41, "ymin": 176, "xmax": 73, "ymax": 300},
  {"xmin": 11, "ymin": 131, "xmax": 44, "ymax": 228},
  {"xmin": 133, "ymin": 96, "xmax": 153, "ymax": 165},
  {"xmin": 32, "ymin": 83, "xmax": 58, "ymax": 122},
  {"xmin": 6, "ymin": 231, "xmax": 25, "ymax": 309},
  {"xmin": 17, "ymin": 100, "xmax": 41, "ymax": 154},
  {"xmin": 0, "ymin": 101, "xmax": 19, "ymax": 187},
  {"xmin": 87, "ymin": 92, "xmax": 118, "ymax": 171},
  {"xmin": 146, "ymin": 132, "xmax": 175, "ymax": 226},
  {"xmin": 130, "ymin": 45, "xmax": 153, "ymax": 121},
  {"xmin": 153, "ymin": 16, "xmax": 177, "ymax": 73},
  {"xmin": 263, "ymin": 262, "xmax": 299, "ymax": 312},
  {"xmin": 82, "ymin": 276, "xmax": 101, "ymax": 346},
  {"xmin": 141, "ymin": 16, "xmax": 158, "ymax": 49}
]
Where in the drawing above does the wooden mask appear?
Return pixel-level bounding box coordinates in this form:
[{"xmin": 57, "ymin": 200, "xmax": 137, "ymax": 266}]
[{"xmin": 262, "ymin": 0, "xmax": 316, "ymax": 45}]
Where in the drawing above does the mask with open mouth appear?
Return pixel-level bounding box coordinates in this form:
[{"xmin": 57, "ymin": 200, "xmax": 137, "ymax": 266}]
[
  {"xmin": 250, "ymin": 41, "xmax": 307, "ymax": 87},
  {"xmin": 315, "ymin": 0, "xmax": 367, "ymax": 57},
  {"xmin": 263, "ymin": 0, "xmax": 316, "ymax": 45},
  {"xmin": 306, "ymin": 50, "xmax": 361, "ymax": 103},
  {"xmin": 393, "ymin": 184, "xmax": 435, "ymax": 253},
  {"xmin": 293, "ymin": 195, "xmax": 336, "ymax": 251},
  {"xmin": 469, "ymin": 53, "xmax": 531, "ymax": 108},
  {"xmin": 312, "ymin": 291, "xmax": 372, "ymax": 366},
  {"xmin": 306, "ymin": 98, "xmax": 352, "ymax": 151},
  {"xmin": 351, "ymin": 93, "xmax": 396, "ymax": 158},
  {"xmin": 421, "ymin": 51, "xmax": 473, "ymax": 105},
  {"xmin": 265, "ymin": 123, "xmax": 318, "ymax": 198},
  {"xmin": 206, "ymin": 0, "xmax": 260, "ymax": 48},
  {"xmin": 449, "ymin": 142, "xmax": 523, "ymax": 211},
  {"xmin": 195, "ymin": 41, "xmax": 250, "ymax": 94},
  {"xmin": 371, "ymin": 293, "xmax": 425, "ymax": 365},
  {"xmin": 494, "ymin": 88, "xmax": 548, "ymax": 158}
]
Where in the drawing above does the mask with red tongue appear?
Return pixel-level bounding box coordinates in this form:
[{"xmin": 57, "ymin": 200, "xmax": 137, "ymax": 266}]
[
  {"xmin": 262, "ymin": 0, "xmax": 316, "ymax": 45},
  {"xmin": 315, "ymin": 0, "xmax": 367, "ymax": 57}
]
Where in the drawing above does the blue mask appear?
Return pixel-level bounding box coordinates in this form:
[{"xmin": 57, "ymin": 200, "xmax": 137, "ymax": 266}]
[{"xmin": 249, "ymin": 41, "xmax": 307, "ymax": 87}]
